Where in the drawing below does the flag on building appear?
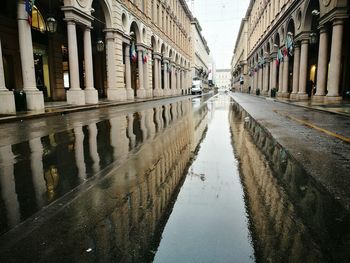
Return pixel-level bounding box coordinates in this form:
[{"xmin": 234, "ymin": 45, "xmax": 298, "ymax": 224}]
[
  {"xmin": 130, "ymin": 42, "xmax": 137, "ymax": 63},
  {"xmin": 142, "ymin": 51, "xmax": 148, "ymax": 64},
  {"xmin": 285, "ymin": 35, "xmax": 294, "ymax": 56},
  {"xmin": 276, "ymin": 49, "xmax": 283, "ymax": 66},
  {"xmin": 25, "ymin": 0, "xmax": 35, "ymax": 26}
]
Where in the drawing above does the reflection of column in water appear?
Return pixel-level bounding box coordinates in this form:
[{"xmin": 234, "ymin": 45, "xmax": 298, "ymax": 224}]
[
  {"xmin": 109, "ymin": 116, "xmax": 129, "ymax": 162},
  {"xmin": 144, "ymin": 109, "xmax": 156, "ymax": 140},
  {"xmin": 155, "ymin": 106, "xmax": 163, "ymax": 130},
  {"xmin": 88, "ymin": 123, "xmax": 100, "ymax": 173},
  {"xmin": 139, "ymin": 111, "xmax": 148, "ymax": 141},
  {"xmin": 0, "ymin": 145, "xmax": 20, "ymax": 228},
  {"xmin": 127, "ymin": 114, "xmax": 136, "ymax": 149},
  {"xmin": 164, "ymin": 104, "xmax": 171, "ymax": 126},
  {"xmin": 73, "ymin": 125, "xmax": 86, "ymax": 181},
  {"xmin": 29, "ymin": 137, "xmax": 46, "ymax": 207}
]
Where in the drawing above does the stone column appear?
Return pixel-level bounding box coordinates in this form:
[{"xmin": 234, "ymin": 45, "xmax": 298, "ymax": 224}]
[
  {"xmin": 143, "ymin": 50, "xmax": 151, "ymax": 98},
  {"xmin": 125, "ymin": 44, "xmax": 134, "ymax": 99},
  {"xmin": 326, "ymin": 19, "xmax": 344, "ymax": 102},
  {"xmin": 84, "ymin": 28, "xmax": 98, "ymax": 104},
  {"xmin": 171, "ymin": 63, "xmax": 176, "ymax": 94},
  {"xmin": 263, "ymin": 62, "xmax": 270, "ymax": 95},
  {"xmin": 158, "ymin": 59, "xmax": 162, "ymax": 94},
  {"xmin": 269, "ymin": 60, "xmax": 273, "ymax": 95},
  {"xmin": 278, "ymin": 61, "xmax": 283, "ymax": 95},
  {"xmin": 298, "ymin": 39, "xmax": 309, "ymax": 100},
  {"xmin": 17, "ymin": 1, "xmax": 44, "ymax": 110},
  {"xmin": 259, "ymin": 67, "xmax": 263, "ymax": 92},
  {"xmin": 176, "ymin": 67, "xmax": 179, "ymax": 95},
  {"xmin": 163, "ymin": 59, "xmax": 169, "ymax": 95},
  {"xmin": 271, "ymin": 52, "xmax": 277, "ymax": 92},
  {"xmin": 66, "ymin": 21, "xmax": 85, "ymax": 105},
  {"xmin": 314, "ymin": 27, "xmax": 328, "ymax": 101},
  {"xmin": 137, "ymin": 48, "xmax": 146, "ymax": 98},
  {"xmin": 153, "ymin": 55, "xmax": 160, "ymax": 96},
  {"xmin": 290, "ymin": 44, "xmax": 300, "ymax": 99},
  {"xmin": 281, "ymin": 54, "xmax": 289, "ymax": 97},
  {"xmin": 177, "ymin": 67, "xmax": 181, "ymax": 95},
  {"xmin": 106, "ymin": 31, "xmax": 127, "ymax": 101},
  {"xmin": 0, "ymin": 38, "xmax": 16, "ymax": 113}
]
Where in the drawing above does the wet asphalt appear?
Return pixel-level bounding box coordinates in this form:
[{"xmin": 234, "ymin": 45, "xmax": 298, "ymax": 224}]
[{"xmin": 0, "ymin": 92, "xmax": 349, "ymax": 262}]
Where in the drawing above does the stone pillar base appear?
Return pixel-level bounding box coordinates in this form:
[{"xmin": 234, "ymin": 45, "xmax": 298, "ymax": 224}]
[
  {"xmin": 146, "ymin": 89, "xmax": 153, "ymax": 98},
  {"xmin": 312, "ymin": 95, "xmax": 325, "ymax": 102},
  {"xmin": 279, "ymin": 92, "xmax": 290, "ymax": 98},
  {"xmin": 137, "ymin": 88, "xmax": 146, "ymax": 98},
  {"xmin": 0, "ymin": 91, "xmax": 16, "ymax": 113},
  {"xmin": 262, "ymin": 90, "xmax": 269, "ymax": 96},
  {"xmin": 153, "ymin": 89, "xmax": 163, "ymax": 97},
  {"xmin": 126, "ymin": 89, "xmax": 134, "ymax": 100},
  {"xmin": 26, "ymin": 90, "xmax": 45, "ymax": 110},
  {"xmin": 67, "ymin": 89, "xmax": 85, "ymax": 105},
  {"xmin": 289, "ymin": 93, "xmax": 298, "ymax": 100},
  {"xmin": 297, "ymin": 93, "xmax": 309, "ymax": 100},
  {"xmin": 107, "ymin": 88, "xmax": 127, "ymax": 101},
  {"xmin": 85, "ymin": 89, "xmax": 98, "ymax": 104},
  {"xmin": 324, "ymin": 95, "xmax": 342, "ymax": 103}
]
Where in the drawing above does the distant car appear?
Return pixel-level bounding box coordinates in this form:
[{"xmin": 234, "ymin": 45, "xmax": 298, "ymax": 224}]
[{"xmin": 191, "ymin": 80, "xmax": 203, "ymax": 95}]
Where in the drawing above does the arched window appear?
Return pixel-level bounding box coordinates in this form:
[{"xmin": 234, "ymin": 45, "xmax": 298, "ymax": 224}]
[{"xmin": 32, "ymin": 5, "xmax": 46, "ymax": 33}]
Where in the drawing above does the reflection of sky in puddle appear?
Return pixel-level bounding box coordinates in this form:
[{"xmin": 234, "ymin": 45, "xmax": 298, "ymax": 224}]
[{"xmin": 154, "ymin": 95, "xmax": 255, "ymax": 263}]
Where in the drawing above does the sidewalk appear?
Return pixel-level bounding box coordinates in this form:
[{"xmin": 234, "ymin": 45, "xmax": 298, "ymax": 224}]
[
  {"xmin": 251, "ymin": 92, "xmax": 350, "ymax": 117},
  {"xmin": 0, "ymin": 95, "xmax": 190, "ymax": 124},
  {"xmin": 1, "ymin": 92, "xmax": 349, "ymax": 124}
]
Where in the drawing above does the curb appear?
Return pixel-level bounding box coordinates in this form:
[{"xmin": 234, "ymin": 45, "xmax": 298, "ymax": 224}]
[{"xmin": 0, "ymin": 95, "xmax": 192, "ymax": 124}]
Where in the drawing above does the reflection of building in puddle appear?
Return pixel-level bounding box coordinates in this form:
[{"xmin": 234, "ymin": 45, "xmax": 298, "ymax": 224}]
[
  {"xmin": 0, "ymin": 100, "xmax": 193, "ymax": 237},
  {"xmin": 0, "ymin": 99, "xmax": 208, "ymax": 262},
  {"xmin": 229, "ymin": 103, "xmax": 350, "ymax": 262},
  {"xmin": 191, "ymin": 101, "xmax": 209, "ymax": 152}
]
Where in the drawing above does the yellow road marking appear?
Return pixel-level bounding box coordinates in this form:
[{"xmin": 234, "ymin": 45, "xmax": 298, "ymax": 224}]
[{"xmin": 273, "ymin": 110, "xmax": 350, "ymax": 144}]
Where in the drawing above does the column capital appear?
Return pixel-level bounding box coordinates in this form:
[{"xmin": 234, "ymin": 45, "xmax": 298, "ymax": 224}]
[
  {"xmin": 301, "ymin": 38, "xmax": 309, "ymax": 45},
  {"xmin": 136, "ymin": 45, "xmax": 144, "ymax": 52},
  {"xmin": 153, "ymin": 54, "xmax": 162, "ymax": 60},
  {"xmin": 332, "ymin": 18, "xmax": 345, "ymax": 26}
]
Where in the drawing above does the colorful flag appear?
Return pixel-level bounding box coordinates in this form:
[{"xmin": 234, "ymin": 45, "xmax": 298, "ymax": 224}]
[
  {"xmin": 25, "ymin": 0, "xmax": 35, "ymax": 25},
  {"xmin": 130, "ymin": 42, "xmax": 137, "ymax": 63},
  {"xmin": 286, "ymin": 35, "xmax": 294, "ymax": 56},
  {"xmin": 142, "ymin": 51, "xmax": 148, "ymax": 64}
]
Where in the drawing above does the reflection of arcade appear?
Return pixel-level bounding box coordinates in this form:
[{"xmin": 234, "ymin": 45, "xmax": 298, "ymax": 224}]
[
  {"xmin": 229, "ymin": 104, "xmax": 350, "ymax": 263},
  {"xmin": 0, "ymin": 100, "xmax": 198, "ymax": 261}
]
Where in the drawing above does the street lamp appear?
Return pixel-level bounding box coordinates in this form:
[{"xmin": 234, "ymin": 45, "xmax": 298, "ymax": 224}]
[
  {"xmin": 46, "ymin": 0, "xmax": 57, "ymax": 33},
  {"xmin": 96, "ymin": 39, "xmax": 105, "ymax": 52},
  {"xmin": 310, "ymin": 33, "xmax": 318, "ymax": 45},
  {"xmin": 46, "ymin": 17, "xmax": 57, "ymax": 33}
]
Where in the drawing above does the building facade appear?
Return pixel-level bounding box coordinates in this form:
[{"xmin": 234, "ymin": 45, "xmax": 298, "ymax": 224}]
[
  {"xmin": 216, "ymin": 69, "xmax": 231, "ymax": 89},
  {"xmin": 232, "ymin": 0, "xmax": 350, "ymax": 102},
  {"xmin": 0, "ymin": 0, "xmax": 193, "ymax": 114},
  {"xmin": 231, "ymin": 18, "xmax": 249, "ymax": 92},
  {"xmin": 190, "ymin": 17, "xmax": 210, "ymax": 89}
]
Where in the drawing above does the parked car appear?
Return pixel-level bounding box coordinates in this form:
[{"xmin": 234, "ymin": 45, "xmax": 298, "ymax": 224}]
[{"xmin": 191, "ymin": 80, "xmax": 203, "ymax": 95}]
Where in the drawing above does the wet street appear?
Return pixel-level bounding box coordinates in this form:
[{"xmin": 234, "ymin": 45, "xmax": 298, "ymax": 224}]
[{"xmin": 0, "ymin": 93, "xmax": 349, "ymax": 262}]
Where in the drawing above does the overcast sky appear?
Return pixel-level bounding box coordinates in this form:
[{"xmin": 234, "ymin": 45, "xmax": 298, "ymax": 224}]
[{"xmin": 187, "ymin": 0, "xmax": 250, "ymax": 69}]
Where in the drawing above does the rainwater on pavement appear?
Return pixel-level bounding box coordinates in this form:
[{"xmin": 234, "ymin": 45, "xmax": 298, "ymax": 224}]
[{"xmin": 0, "ymin": 93, "xmax": 349, "ymax": 262}]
